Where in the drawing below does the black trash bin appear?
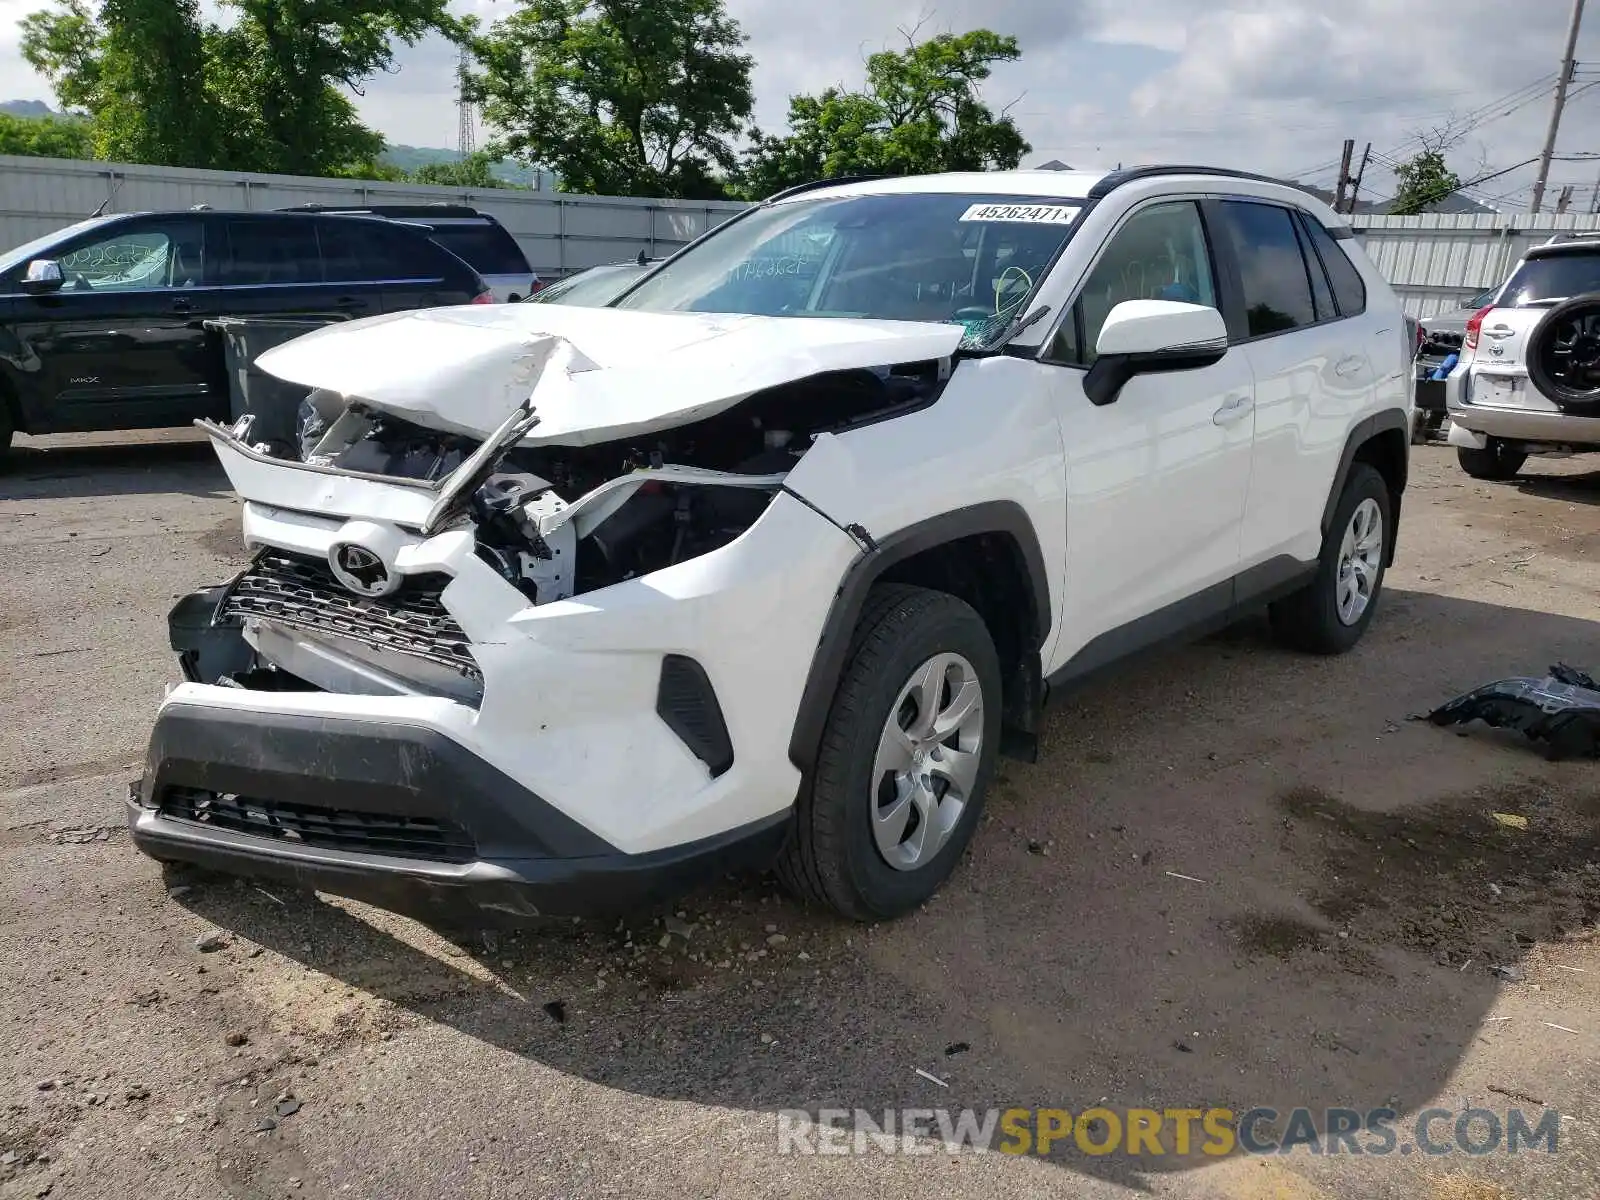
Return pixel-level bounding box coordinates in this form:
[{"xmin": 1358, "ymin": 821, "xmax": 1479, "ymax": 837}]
[{"xmin": 205, "ymin": 317, "xmax": 333, "ymax": 456}]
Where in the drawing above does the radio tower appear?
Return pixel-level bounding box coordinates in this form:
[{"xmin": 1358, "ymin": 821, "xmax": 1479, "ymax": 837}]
[{"xmin": 456, "ymin": 44, "xmax": 477, "ymax": 158}]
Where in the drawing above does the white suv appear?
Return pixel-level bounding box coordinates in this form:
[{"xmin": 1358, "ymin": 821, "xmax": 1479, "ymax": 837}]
[
  {"xmin": 1445, "ymin": 233, "xmax": 1600, "ymax": 478},
  {"xmin": 130, "ymin": 167, "xmax": 1413, "ymax": 923}
]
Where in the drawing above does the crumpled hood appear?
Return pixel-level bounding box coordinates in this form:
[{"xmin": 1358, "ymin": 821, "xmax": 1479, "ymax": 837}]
[{"xmin": 255, "ymin": 303, "xmax": 967, "ymax": 446}]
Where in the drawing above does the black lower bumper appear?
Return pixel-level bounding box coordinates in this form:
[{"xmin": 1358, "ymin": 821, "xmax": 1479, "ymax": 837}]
[{"xmin": 130, "ymin": 702, "xmax": 788, "ymax": 923}]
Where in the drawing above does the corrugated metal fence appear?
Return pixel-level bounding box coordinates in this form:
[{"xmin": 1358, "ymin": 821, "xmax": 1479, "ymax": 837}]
[
  {"xmin": 1353, "ymin": 212, "xmax": 1600, "ymax": 319},
  {"xmin": 7, "ymin": 154, "xmax": 1600, "ymax": 307},
  {"xmin": 0, "ymin": 154, "xmax": 749, "ymax": 278}
]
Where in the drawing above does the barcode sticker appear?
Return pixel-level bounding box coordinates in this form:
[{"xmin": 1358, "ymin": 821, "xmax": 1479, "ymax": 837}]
[{"xmin": 958, "ymin": 203, "xmax": 1079, "ymax": 224}]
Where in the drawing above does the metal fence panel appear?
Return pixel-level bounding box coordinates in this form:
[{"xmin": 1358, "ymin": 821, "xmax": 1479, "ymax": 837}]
[{"xmin": 0, "ymin": 153, "xmax": 750, "ymax": 278}]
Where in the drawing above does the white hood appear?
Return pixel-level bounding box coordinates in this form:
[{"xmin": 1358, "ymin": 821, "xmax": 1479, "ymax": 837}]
[{"xmin": 255, "ymin": 304, "xmax": 967, "ymax": 447}]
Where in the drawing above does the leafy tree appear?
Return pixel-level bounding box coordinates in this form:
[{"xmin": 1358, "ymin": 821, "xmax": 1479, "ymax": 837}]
[
  {"xmin": 470, "ymin": 0, "xmax": 754, "ymax": 198},
  {"xmin": 0, "ymin": 111, "xmax": 96, "ymax": 159},
  {"xmin": 733, "ymin": 30, "xmax": 1029, "ymax": 199},
  {"xmin": 410, "ymin": 151, "xmax": 506, "ymax": 188},
  {"xmin": 1387, "ymin": 123, "xmax": 1473, "ymax": 216},
  {"xmin": 22, "ymin": 0, "xmax": 214, "ymax": 166},
  {"xmin": 19, "ymin": 0, "xmax": 463, "ymax": 175}
]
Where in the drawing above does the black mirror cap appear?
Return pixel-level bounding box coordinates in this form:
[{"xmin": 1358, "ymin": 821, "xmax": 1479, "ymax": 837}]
[{"xmin": 1084, "ymin": 341, "xmax": 1229, "ymax": 407}]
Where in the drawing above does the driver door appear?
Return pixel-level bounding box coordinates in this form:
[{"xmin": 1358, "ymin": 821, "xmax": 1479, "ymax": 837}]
[
  {"xmin": 1035, "ymin": 199, "xmax": 1257, "ymax": 675},
  {"xmin": 12, "ymin": 215, "xmax": 218, "ymax": 433}
]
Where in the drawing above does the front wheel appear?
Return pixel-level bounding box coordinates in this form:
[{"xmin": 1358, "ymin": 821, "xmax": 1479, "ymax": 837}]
[
  {"xmin": 776, "ymin": 584, "xmax": 1002, "ymax": 921},
  {"xmin": 1270, "ymin": 463, "xmax": 1391, "ymax": 655},
  {"xmin": 1457, "ymin": 440, "xmax": 1527, "ymax": 481}
]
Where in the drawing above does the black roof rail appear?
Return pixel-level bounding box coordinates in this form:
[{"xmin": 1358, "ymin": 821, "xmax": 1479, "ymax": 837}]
[
  {"xmin": 275, "ymin": 202, "xmax": 484, "ymax": 218},
  {"xmin": 1086, "ymin": 164, "xmax": 1295, "ymax": 199},
  {"xmin": 763, "ymin": 175, "xmax": 886, "ymax": 203}
]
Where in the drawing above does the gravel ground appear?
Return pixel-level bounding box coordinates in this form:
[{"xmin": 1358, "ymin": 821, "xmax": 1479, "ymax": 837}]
[{"xmin": 2, "ymin": 432, "xmax": 1599, "ymax": 1200}]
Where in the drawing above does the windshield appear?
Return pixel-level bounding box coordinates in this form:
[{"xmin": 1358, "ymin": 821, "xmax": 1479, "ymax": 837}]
[
  {"xmin": 613, "ymin": 192, "xmax": 1083, "ymax": 348},
  {"xmin": 0, "ymin": 216, "xmax": 118, "ymax": 279},
  {"xmin": 1501, "ymin": 252, "xmax": 1600, "ymax": 307},
  {"xmin": 531, "ymin": 263, "xmax": 648, "ymax": 306}
]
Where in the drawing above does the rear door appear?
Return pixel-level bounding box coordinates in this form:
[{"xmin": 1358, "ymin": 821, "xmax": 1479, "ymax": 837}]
[
  {"xmin": 1215, "ymin": 200, "xmax": 1377, "ymax": 571},
  {"xmin": 210, "ymin": 215, "xmax": 369, "ymax": 321},
  {"xmin": 1465, "ymin": 247, "xmax": 1600, "ymax": 409},
  {"xmin": 6, "ymin": 215, "xmax": 219, "ymax": 433}
]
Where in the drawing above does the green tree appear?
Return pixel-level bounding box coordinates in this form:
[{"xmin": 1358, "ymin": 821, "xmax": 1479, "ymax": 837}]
[
  {"xmin": 22, "ymin": 0, "xmax": 214, "ymax": 166},
  {"xmin": 470, "ymin": 0, "xmax": 754, "ymax": 198},
  {"xmin": 1387, "ymin": 125, "xmax": 1470, "ymax": 216},
  {"xmin": 733, "ymin": 30, "xmax": 1029, "ymax": 199},
  {"xmin": 0, "ymin": 111, "xmax": 96, "ymax": 159},
  {"xmin": 411, "ymin": 151, "xmax": 506, "ymax": 188},
  {"xmin": 18, "ymin": 0, "xmax": 463, "ymax": 175}
]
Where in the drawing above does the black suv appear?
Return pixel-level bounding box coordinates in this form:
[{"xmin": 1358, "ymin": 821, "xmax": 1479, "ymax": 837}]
[{"xmin": 0, "ymin": 209, "xmax": 490, "ymax": 453}]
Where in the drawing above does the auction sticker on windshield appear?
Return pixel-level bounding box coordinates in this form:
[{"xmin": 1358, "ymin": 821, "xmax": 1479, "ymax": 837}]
[{"xmin": 959, "ymin": 203, "xmax": 1079, "ymax": 224}]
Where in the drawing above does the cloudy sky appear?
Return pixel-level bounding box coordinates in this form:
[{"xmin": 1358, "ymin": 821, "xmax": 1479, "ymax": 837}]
[{"xmin": 2, "ymin": 0, "xmax": 1598, "ymax": 209}]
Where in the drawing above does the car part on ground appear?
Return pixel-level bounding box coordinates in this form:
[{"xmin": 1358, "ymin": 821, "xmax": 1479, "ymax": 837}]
[
  {"xmin": 129, "ymin": 166, "xmax": 1413, "ymax": 923},
  {"xmin": 1424, "ymin": 664, "xmax": 1600, "ymax": 761}
]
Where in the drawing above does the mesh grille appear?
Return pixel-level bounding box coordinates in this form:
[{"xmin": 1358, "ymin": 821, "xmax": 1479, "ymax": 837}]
[
  {"xmin": 222, "ymin": 553, "xmax": 479, "ymax": 680},
  {"xmin": 160, "ymin": 786, "xmax": 477, "ymax": 864}
]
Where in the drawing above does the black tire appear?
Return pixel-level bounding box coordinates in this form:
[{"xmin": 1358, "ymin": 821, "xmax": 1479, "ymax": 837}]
[
  {"xmin": 1526, "ymin": 293, "xmax": 1600, "ymax": 413},
  {"xmin": 776, "ymin": 583, "xmax": 1002, "ymax": 921},
  {"xmin": 0, "ymin": 401, "xmax": 13, "ymax": 459},
  {"xmin": 1456, "ymin": 440, "xmax": 1527, "ymax": 481},
  {"xmin": 1269, "ymin": 463, "xmax": 1391, "ymax": 655}
]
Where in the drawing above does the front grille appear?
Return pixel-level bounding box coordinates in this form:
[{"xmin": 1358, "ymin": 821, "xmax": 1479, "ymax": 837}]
[
  {"xmin": 160, "ymin": 786, "xmax": 477, "ymax": 864},
  {"xmin": 222, "ymin": 553, "xmax": 479, "ymax": 681}
]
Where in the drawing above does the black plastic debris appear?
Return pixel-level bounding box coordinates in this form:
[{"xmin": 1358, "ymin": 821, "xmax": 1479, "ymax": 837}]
[{"xmin": 1423, "ymin": 664, "xmax": 1600, "ymax": 760}]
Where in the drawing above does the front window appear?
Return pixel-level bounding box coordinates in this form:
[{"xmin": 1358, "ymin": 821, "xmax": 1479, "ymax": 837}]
[
  {"xmin": 1501, "ymin": 252, "xmax": 1600, "ymax": 307},
  {"xmin": 614, "ymin": 192, "xmax": 1083, "ymax": 348}
]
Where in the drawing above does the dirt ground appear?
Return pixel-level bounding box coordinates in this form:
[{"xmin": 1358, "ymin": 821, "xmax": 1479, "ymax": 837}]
[{"xmin": 2, "ymin": 431, "xmax": 1599, "ymax": 1200}]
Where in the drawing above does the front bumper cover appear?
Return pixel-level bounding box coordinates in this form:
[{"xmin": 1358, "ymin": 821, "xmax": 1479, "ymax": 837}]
[{"xmin": 129, "ymin": 701, "xmax": 787, "ymax": 922}]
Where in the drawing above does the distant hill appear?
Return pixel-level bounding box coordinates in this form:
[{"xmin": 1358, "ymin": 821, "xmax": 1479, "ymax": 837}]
[
  {"xmin": 379, "ymin": 143, "xmax": 555, "ymax": 189},
  {"xmin": 1, "ymin": 100, "xmax": 57, "ymax": 118}
]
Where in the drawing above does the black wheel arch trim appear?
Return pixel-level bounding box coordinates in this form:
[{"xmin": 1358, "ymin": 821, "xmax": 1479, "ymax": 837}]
[
  {"xmin": 1320, "ymin": 408, "xmax": 1410, "ymax": 562},
  {"xmin": 786, "ymin": 500, "xmax": 1052, "ymax": 774}
]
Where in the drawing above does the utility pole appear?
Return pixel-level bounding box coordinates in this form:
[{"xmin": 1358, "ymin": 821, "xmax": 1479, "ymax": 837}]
[
  {"xmin": 1557, "ymin": 184, "xmax": 1575, "ymax": 213},
  {"xmin": 1346, "ymin": 142, "xmax": 1372, "ymax": 213},
  {"xmin": 1532, "ymin": 0, "xmax": 1586, "ymax": 213},
  {"xmin": 1334, "ymin": 138, "xmax": 1355, "ymax": 212}
]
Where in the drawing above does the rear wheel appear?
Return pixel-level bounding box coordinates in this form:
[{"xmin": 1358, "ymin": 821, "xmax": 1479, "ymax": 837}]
[
  {"xmin": 1457, "ymin": 440, "xmax": 1527, "ymax": 481},
  {"xmin": 776, "ymin": 584, "xmax": 1001, "ymax": 921},
  {"xmin": 1270, "ymin": 463, "xmax": 1391, "ymax": 655}
]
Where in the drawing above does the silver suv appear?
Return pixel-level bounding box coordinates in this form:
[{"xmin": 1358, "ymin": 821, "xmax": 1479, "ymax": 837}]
[{"xmin": 1445, "ymin": 233, "xmax": 1600, "ymax": 478}]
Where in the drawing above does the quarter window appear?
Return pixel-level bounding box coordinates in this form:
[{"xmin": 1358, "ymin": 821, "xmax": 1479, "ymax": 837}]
[
  {"xmin": 1047, "ymin": 200, "xmax": 1218, "ymax": 364},
  {"xmin": 1299, "ymin": 213, "xmax": 1367, "ymax": 317},
  {"xmin": 1216, "ymin": 201, "xmax": 1318, "ymax": 337}
]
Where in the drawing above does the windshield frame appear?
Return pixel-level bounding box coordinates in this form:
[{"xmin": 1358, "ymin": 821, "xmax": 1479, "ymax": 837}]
[{"xmin": 606, "ymin": 189, "xmax": 1086, "ymax": 349}]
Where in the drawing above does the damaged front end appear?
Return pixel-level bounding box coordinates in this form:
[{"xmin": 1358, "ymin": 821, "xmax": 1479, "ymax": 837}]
[{"xmin": 134, "ymin": 307, "xmax": 959, "ymax": 919}]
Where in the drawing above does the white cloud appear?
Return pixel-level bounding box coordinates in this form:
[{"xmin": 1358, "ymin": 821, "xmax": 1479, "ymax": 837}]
[{"xmin": 3, "ymin": 0, "xmax": 1598, "ymax": 209}]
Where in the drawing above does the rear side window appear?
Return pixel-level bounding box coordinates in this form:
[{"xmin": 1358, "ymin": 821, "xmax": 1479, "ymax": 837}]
[
  {"xmin": 319, "ymin": 220, "xmax": 449, "ymax": 283},
  {"xmin": 1299, "ymin": 214, "xmax": 1367, "ymax": 317},
  {"xmin": 1216, "ymin": 202, "xmax": 1317, "ymax": 337},
  {"xmin": 1501, "ymin": 251, "xmax": 1600, "ymax": 307},
  {"xmin": 422, "ymin": 221, "xmax": 529, "ymax": 275},
  {"xmin": 217, "ymin": 219, "xmax": 320, "ymax": 286}
]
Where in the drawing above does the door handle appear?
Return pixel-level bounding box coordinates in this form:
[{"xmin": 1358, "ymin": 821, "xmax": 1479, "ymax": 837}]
[
  {"xmin": 1334, "ymin": 355, "xmax": 1365, "ymax": 378},
  {"xmin": 1212, "ymin": 394, "xmax": 1254, "ymax": 426}
]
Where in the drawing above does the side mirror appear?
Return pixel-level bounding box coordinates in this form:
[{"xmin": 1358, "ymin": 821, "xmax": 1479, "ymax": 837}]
[
  {"xmin": 20, "ymin": 259, "xmax": 64, "ymax": 296},
  {"xmin": 1085, "ymin": 300, "xmax": 1229, "ymax": 406}
]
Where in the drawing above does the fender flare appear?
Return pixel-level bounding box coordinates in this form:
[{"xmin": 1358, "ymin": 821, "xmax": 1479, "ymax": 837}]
[
  {"xmin": 1320, "ymin": 408, "xmax": 1410, "ymax": 561},
  {"xmin": 786, "ymin": 500, "xmax": 1052, "ymax": 773}
]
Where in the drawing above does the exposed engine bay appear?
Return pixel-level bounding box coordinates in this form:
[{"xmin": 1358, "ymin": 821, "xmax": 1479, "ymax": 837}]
[{"xmin": 288, "ymin": 359, "xmax": 947, "ymax": 604}]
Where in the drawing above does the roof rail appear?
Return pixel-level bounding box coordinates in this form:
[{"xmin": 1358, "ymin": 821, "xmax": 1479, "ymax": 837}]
[
  {"xmin": 763, "ymin": 175, "xmax": 886, "ymax": 203},
  {"xmin": 275, "ymin": 202, "xmax": 483, "ymax": 217},
  {"xmin": 1085, "ymin": 164, "xmax": 1294, "ymax": 199},
  {"xmin": 1539, "ymin": 230, "xmax": 1600, "ymax": 247}
]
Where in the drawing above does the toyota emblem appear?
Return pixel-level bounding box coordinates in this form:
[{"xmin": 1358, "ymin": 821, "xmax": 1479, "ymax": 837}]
[{"xmin": 329, "ymin": 543, "xmax": 397, "ymax": 597}]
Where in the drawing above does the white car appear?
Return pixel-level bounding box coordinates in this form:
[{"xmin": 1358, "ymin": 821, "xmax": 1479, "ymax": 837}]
[
  {"xmin": 130, "ymin": 167, "xmax": 1413, "ymax": 923},
  {"xmin": 1445, "ymin": 232, "xmax": 1600, "ymax": 478}
]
